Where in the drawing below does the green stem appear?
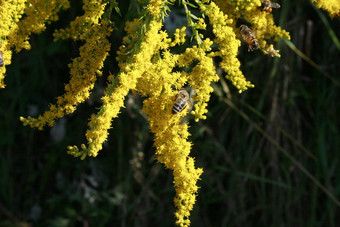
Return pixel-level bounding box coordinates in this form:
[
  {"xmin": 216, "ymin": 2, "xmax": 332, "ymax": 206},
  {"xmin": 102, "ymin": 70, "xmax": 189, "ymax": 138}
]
[{"xmin": 181, "ymin": 0, "xmax": 202, "ymax": 45}]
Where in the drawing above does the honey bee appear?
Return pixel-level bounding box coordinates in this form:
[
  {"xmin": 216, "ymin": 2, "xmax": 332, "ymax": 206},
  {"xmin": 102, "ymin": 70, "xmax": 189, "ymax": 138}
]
[
  {"xmin": 172, "ymin": 88, "xmax": 191, "ymax": 114},
  {"xmin": 240, "ymin": 25, "xmax": 259, "ymax": 52},
  {"xmin": 0, "ymin": 51, "xmax": 4, "ymax": 67},
  {"xmin": 260, "ymin": 1, "xmax": 280, "ymax": 13}
]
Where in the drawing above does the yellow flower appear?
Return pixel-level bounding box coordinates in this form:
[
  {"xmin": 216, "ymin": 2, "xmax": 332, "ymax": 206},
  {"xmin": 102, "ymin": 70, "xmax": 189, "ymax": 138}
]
[
  {"xmin": 21, "ymin": 21, "xmax": 112, "ymax": 130},
  {"xmin": 147, "ymin": 0, "xmax": 163, "ymax": 19},
  {"xmin": 311, "ymin": 0, "xmax": 340, "ymax": 18},
  {"xmin": 171, "ymin": 26, "xmax": 187, "ymax": 47},
  {"xmin": 54, "ymin": 0, "xmax": 106, "ymax": 41},
  {"xmin": 68, "ymin": 20, "xmax": 164, "ymax": 158},
  {"xmin": 202, "ymin": 1, "xmax": 254, "ymax": 93},
  {"xmin": 141, "ymin": 67, "xmax": 202, "ymax": 227},
  {"xmin": 0, "ymin": 0, "xmax": 26, "ymax": 87},
  {"xmin": 196, "ymin": 18, "xmax": 207, "ymax": 30},
  {"xmin": 3, "ymin": 0, "xmax": 313, "ymax": 226},
  {"xmin": 9, "ymin": 0, "xmax": 70, "ymax": 52},
  {"xmin": 0, "ymin": 0, "xmax": 70, "ymax": 87}
]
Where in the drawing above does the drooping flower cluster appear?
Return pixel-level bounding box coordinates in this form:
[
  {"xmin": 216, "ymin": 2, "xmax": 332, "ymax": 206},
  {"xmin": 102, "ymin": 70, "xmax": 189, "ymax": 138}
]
[
  {"xmin": 1, "ymin": 0, "xmax": 334, "ymax": 226},
  {"xmin": 0, "ymin": 0, "xmax": 70, "ymax": 88},
  {"xmin": 311, "ymin": 0, "xmax": 340, "ymax": 18}
]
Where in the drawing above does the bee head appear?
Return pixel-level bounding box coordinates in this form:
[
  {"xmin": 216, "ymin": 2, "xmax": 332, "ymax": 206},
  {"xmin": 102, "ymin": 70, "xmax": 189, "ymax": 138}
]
[
  {"xmin": 240, "ymin": 25, "xmax": 247, "ymax": 31},
  {"xmin": 178, "ymin": 88, "xmax": 189, "ymax": 98}
]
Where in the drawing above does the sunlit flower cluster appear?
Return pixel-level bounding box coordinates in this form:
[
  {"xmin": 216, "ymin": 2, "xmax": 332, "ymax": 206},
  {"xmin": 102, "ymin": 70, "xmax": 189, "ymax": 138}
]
[
  {"xmin": 0, "ymin": 0, "xmax": 70, "ymax": 87},
  {"xmin": 2, "ymin": 0, "xmax": 334, "ymax": 226},
  {"xmin": 311, "ymin": 0, "xmax": 340, "ymax": 18},
  {"xmin": 0, "ymin": 0, "xmax": 26, "ymax": 88},
  {"xmin": 10, "ymin": 0, "xmax": 70, "ymax": 52},
  {"xmin": 20, "ymin": 0, "xmax": 112, "ymax": 130}
]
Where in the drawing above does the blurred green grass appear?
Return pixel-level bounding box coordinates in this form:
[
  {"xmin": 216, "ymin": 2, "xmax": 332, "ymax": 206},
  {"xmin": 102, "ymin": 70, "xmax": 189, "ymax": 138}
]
[{"xmin": 1, "ymin": 0, "xmax": 340, "ymax": 226}]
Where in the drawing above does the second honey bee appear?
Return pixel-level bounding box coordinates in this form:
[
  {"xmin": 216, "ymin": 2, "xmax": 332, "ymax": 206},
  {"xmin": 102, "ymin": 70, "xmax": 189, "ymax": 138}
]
[
  {"xmin": 260, "ymin": 1, "xmax": 280, "ymax": 13},
  {"xmin": 240, "ymin": 25, "xmax": 259, "ymax": 52},
  {"xmin": 172, "ymin": 88, "xmax": 191, "ymax": 114},
  {"xmin": 0, "ymin": 52, "xmax": 4, "ymax": 67}
]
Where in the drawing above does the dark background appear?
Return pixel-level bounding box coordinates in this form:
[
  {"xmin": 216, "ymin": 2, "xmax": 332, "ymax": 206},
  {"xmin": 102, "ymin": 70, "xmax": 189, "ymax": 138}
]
[{"xmin": 1, "ymin": 0, "xmax": 340, "ymax": 226}]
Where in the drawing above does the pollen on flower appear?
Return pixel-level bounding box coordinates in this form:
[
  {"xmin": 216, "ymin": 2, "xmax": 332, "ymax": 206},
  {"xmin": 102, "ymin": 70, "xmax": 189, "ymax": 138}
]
[
  {"xmin": 3, "ymin": 0, "xmax": 307, "ymax": 226},
  {"xmin": 196, "ymin": 18, "xmax": 207, "ymax": 30},
  {"xmin": 171, "ymin": 26, "xmax": 187, "ymax": 47},
  {"xmin": 311, "ymin": 0, "xmax": 340, "ymax": 18},
  {"xmin": 147, "ymin": 0, "xmax": 163, "ymax": 19}
]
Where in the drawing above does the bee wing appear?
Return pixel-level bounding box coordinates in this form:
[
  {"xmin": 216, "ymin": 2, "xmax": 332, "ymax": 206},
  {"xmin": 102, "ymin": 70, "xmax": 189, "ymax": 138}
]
[{"xmin": 271, "ymin": 3, "xmax": 281, "ymax": 8}]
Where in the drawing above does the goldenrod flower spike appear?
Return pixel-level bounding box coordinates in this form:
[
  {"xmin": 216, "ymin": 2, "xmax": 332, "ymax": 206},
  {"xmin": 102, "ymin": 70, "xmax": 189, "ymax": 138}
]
[
  {"xmin": 20, "ymin": 0, "xmax": 111, "ymax": 129},
  {"xmin": 68, "ymin": 20, "xmax": 165, "ymax": 158},
  {"xmin": 140, "ymin": 60, "xmax": 202, "ymax": 227},
  {"xmin": 214, "ymin": 0, "xmax": 290, "ymax": 49},
  {"xmin": 0, "ymin": 42, "xmax": 12, "ymax": 88},
  {"xmin": 0, "ymin": 0, "xmax": 70, "ymax": 87},
  {"xmin": 21, "ymin": 22, "xmax": 112, "ymax": 130},
  {"xmin": 202, "ymin": 1, "xmax": 254, "ymax": 93},
  {"xmin": 170, "ymin": 26, "xmax": 187, "ymax": 47},
  {"xmin": 311, "ymin": 0, "xmax": 340, "ymax": 18},
  {"xmin": 53, "ymin": 0, "xmax": 106, "ymax": 41},
  {"xmin": 0, "ymin": 0, "xmax": 27, "ymax": 87},
  {"xmin": 9, "ymin": 0, "xmax": 70, "ymax": 52},
  {"xmin": 3, "ymin": 0, "xmax": 334, "ymax": 226}
]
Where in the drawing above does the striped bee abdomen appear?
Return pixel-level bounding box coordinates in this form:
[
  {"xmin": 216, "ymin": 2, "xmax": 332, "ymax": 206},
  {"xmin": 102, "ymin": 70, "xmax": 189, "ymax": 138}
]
[
  {"xmin": 172, "ymin": 88, "xmax": 190, "ymax": 114},
  {"xmin": 0, "ymin": 52, "xmax": 4, "ymax": 67},
  {"xmin": 172, "ymin": 100, "xmax": 188, "ymax": 114}
]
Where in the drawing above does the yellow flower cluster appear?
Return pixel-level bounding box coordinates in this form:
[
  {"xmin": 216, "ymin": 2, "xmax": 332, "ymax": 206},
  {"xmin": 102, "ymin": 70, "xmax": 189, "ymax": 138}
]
[
  {"xmin": 147, "ymin": 0, "xmax": 164, "ymax": 19},
  {"xmin": 20, "ymin": 0, "xmax": 112, "ymax": 130},
  {"xmin": 311, "ymin": 0, "xmax": 340, "ymax": 18},
  {"xmin": 214, "ymin": 0, "xmax": 290, "ymax": 51},
  {"xmin": 2, "ymin": 0, "xmax": 324, "ymax": 226},
  {"xmin": 9, "ymin": 0, "xmax": 70, "ymax": 52},
  {"xmin": 116, "ymin": 19, "xmax": 146, "ymax": 70},
  {"xmin": 139, "ymin": 50, "xmax": 204, "ymax": 227},
  {"xmin": 0, "ymin": 0, "xmax": 70, "ymax": 87},
  {"xmin": 0, "ymin": 0, "xmax": 26, "ymax": 88},
  {"xmin": 201, "ymin": 1, "xmax": 254, "ymax": 92},
  {"xmin": 68, "ymin": 20, "xmax": 165, "ymax": 158},
  {"xmin": 176, "ymin": 40, "xmax": 219, "ymax": 121},
  {"xmin": 170, "ymin": 26, "xmax": 187, "ymax": 47},
  {"xmin": 54, "ymin": 0, "xmax": 107, "ymax": 41}
]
